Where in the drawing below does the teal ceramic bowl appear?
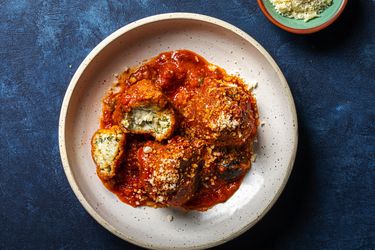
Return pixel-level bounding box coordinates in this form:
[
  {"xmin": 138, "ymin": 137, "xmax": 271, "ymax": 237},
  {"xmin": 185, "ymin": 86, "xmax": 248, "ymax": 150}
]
[{"xmin": 257, "ymin": 0, "xmax": 348, "ymax": 34}]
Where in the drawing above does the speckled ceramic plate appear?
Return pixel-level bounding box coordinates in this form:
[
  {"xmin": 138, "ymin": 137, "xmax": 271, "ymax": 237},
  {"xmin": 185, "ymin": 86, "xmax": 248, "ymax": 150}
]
[{"xmin": 59, "ymin": 13, "xmax": 298, "ymax": 249}]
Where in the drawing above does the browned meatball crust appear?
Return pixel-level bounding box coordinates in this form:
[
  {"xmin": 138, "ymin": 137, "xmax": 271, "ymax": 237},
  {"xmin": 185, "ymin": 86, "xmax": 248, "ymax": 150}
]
[
  {"xmin": 181, "ymin": 78, "xmax": 257, "ymax": 146},
  {"xmin": 138, "ymin": 136, "xmax": 204, "ymax": 206}
]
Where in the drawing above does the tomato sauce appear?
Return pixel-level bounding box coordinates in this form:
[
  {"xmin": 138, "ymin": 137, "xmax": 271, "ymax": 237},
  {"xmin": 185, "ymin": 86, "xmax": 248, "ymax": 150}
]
[{"xmin": 98, "ymin": 50, "xmax": 258, "ymax": 211}]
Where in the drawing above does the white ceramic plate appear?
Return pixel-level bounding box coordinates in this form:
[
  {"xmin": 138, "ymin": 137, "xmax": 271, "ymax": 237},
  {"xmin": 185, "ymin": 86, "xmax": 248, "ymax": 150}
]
[{"xmin": 59, "ymin": 13, "xmax": 298, "ymax": 249}]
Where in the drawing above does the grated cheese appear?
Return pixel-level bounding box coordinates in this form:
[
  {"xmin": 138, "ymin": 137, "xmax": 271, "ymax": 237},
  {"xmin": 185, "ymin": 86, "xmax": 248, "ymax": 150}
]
[
  {"xmin": 211, "ymin": 112, "xmax": 240, "ymax": 131},
  {"xmin": 166, "ymin": 215, "xmax": 174, "ymax": 222},
  {"xmin": 143, "ymin": 146, "xmax": 153, "ymax": 153},
  {"xmin": 269, "ymin": 0, "xmax": 333, "ymax": 22}
]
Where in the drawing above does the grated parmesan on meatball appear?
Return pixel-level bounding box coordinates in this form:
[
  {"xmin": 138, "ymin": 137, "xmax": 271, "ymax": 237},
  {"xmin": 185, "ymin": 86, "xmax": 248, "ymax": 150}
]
[
  {"xmin": 181, "ymin": 78, "xmax": 257, "ymax": 146},
  {"xmin": 138, "ymin": 137, "xmax": 204, "ymax": 206}
]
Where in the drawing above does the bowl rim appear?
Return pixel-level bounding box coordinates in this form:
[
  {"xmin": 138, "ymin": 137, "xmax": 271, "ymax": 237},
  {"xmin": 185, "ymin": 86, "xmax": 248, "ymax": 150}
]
[
  {"xmin": 257, "ymin": 0, "xmax": 348, "ymax": 34},
  {"xmin": 58, "ymin": 12, "xmax": 298, "ymax": 249}
]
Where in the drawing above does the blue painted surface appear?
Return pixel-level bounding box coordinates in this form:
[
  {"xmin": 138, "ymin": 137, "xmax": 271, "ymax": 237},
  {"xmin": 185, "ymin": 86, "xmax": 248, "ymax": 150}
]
[{"xmin": 0, "ymin": 0, "xmax": 374, "ymax": 249}]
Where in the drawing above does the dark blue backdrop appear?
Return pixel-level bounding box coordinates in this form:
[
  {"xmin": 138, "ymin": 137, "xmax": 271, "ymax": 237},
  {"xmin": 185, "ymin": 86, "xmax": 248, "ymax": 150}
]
[{"xmin": 1, "ymin": 0, "xmax": 374, "ymax": 249}]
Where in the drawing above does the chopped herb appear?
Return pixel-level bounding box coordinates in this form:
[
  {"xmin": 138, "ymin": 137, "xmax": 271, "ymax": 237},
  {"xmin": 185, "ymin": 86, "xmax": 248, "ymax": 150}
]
[{"xmin": 198, "ymin": 77, "xmax": 204, "ymax": 86}]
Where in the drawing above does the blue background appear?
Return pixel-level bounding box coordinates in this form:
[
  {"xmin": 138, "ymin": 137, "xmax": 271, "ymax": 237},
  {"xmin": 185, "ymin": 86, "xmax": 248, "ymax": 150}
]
[{"xmin": 1, "ymin": 0, "xmax": 374, "ymax": 249}]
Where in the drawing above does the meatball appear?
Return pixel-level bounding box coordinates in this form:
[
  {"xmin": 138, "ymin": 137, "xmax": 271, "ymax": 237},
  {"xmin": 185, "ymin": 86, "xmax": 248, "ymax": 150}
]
[
  {"xmin": 181, "ymin": 78, "xmax": 257, "ymax": 146},
  {"xmin": 213, "ymin": 147, "xmax": 252, "ymax": 181},
  {"xmin": 201, "ymin": 142, "xmax": 253, "ymax": 184},
  {"xmin": 138, "ymin": 136, "xmax": 204, "ymax": 206},
  {"xmin": 113, "ymin": 79, "xmax": 176, "ymax": 141},
  {"xmin": 91, "ymin": 126, "xmax": 126, "ymax": 180}
]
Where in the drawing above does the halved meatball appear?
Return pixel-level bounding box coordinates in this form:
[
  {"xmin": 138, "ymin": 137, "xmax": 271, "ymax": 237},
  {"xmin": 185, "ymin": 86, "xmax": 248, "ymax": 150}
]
[
  {"xmin": 138, "ymin": 136, "xmax": 204, "ymax": 206},
  {"xmin": 113, "ymin": 79, "xmax": 176, "ymax": 141},
  {"xmin": 91, "ymin": 125, "xmax": 126, "ymax": 180},
  {"xmin": 181, "ymin": 78, "xmax": 257, "ymax": 146}
]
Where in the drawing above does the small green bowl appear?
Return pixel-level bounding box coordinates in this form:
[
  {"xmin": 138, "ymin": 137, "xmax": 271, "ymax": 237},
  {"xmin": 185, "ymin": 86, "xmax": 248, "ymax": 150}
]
[{"xmin": 257, "ymin": 0, "xmax": 348, "ymax": 34}]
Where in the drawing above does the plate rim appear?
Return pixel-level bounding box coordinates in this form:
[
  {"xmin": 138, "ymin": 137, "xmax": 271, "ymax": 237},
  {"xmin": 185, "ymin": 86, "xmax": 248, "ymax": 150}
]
[{"xmin": 58, "ymin": 12, "xmax": 298, "ymax": 249}]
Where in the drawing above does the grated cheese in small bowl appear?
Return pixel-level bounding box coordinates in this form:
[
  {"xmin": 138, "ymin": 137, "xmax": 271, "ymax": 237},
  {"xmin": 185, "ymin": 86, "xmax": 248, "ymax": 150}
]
[{"xmin": 269, "ymin": 0, "xmax": 333, "ymax": 22}]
